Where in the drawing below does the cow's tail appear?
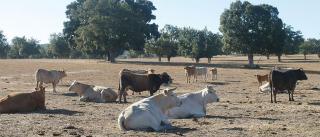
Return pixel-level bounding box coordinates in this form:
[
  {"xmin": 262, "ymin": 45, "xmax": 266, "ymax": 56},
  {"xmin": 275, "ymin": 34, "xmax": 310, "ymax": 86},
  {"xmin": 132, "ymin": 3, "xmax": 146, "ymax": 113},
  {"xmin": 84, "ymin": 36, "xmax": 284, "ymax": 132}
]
[{"xmin": 118, "ymin": 111, "xmax": 127, "ymax": 131}]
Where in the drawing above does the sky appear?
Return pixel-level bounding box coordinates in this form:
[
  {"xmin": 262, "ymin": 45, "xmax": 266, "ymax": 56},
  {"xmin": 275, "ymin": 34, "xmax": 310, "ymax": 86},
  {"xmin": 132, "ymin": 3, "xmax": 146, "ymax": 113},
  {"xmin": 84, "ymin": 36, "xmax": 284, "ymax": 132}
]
[{"xmin": 0, "ymin": 0, "xmax": 319, "ymax": 44}]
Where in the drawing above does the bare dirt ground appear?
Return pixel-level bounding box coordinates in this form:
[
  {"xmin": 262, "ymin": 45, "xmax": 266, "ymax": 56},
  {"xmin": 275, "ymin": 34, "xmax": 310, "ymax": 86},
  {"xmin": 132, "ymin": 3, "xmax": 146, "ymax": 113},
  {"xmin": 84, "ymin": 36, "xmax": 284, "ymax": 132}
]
[{"xmin": 1, "ymin": 55, "xmax": 320, "ymax": 137}]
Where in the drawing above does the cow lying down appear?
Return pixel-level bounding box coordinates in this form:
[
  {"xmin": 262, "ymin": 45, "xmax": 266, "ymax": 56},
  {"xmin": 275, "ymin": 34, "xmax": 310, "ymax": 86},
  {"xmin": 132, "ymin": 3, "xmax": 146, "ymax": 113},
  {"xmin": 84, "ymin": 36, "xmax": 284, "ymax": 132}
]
[
  {"xmin": 166, "ymin": 85, "xmax": 219, "ymax": 119},
  {"xmin": 118, "ymin": 88, "xmax": 181, "ymax": 131},
  {"xmin": 69, "ymin": 81, "xmax": 117, "ymax": 103},
  {"xmin": 0, "ymin": 86, "xmax": 46, "ymax": 113}
]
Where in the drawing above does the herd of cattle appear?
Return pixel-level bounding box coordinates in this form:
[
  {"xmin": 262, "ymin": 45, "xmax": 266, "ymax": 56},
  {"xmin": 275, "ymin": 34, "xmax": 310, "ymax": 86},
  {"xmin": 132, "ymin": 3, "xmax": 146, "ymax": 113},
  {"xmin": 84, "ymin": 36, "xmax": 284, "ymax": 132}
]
[{"xmin": 0, "ymin": 65, "xmax": 308, "ymax": 131}]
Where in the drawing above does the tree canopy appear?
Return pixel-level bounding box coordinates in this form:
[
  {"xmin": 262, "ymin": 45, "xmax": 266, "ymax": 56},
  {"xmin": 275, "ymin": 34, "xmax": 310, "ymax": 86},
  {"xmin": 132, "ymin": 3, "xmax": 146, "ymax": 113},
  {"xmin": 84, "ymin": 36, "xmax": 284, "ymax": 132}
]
[{"xmin": 63, "ymin": 0, "xmax": 159, "ymax": 62}]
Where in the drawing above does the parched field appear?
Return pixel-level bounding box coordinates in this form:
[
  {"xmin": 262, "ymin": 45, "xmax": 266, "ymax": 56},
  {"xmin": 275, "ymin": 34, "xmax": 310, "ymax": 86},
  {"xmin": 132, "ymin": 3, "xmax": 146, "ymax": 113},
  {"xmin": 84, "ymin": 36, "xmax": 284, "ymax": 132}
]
[{"xmin": 1, "ymin": 55, "xmax": 320, "ymax": 137}]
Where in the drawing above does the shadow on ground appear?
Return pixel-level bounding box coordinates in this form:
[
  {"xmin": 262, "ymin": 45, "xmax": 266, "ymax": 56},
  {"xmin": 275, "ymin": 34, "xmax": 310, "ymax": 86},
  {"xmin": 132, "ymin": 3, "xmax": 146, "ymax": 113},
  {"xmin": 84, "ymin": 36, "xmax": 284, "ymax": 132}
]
[{"xmin": 35, "ymin": 109, "xmax": 83, "ymax": 116}]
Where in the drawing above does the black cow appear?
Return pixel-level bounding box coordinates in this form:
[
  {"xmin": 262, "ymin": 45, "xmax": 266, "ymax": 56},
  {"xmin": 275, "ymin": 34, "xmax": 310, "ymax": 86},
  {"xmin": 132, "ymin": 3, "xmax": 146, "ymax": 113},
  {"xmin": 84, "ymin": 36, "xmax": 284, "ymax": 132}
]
[
  {"xmin": 118, "ymin": 69, "xmax": 173, "ymax": 103},
  {"xmin": 269, "ymin": 68, "xmax": 308, "ymax": 103}
]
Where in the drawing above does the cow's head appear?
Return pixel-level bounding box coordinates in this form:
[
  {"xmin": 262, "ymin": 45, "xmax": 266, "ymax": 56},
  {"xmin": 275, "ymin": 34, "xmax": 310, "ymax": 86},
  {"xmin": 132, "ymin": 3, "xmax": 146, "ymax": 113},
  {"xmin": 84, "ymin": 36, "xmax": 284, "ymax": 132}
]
[
  {"xmin": 60, "ymin": 69, "xmax": 67, "ymax": 77},
  {"xmin": 296, "ymin": 68, "xmax": 308, "ymax": 80},
  {"xmin": 162, "ymin": 87, "xmax": 181, "ymax": 109},
  {"xmin": 160, "ymin": 72, "xmax": 173, "ymax": 85},
  {"xmin": 68, "ymin": 80, "xmax": 80, "ymax": 91},
  {"xmin": 202, "ymin": 85, "xmax": 219, "ymax": 103}
]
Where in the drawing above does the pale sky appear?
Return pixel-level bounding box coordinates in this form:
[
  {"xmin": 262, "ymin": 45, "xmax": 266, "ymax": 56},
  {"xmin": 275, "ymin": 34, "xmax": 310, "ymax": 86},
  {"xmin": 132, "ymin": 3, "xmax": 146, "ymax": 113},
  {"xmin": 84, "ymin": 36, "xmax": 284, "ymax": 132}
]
[{"xmin": 0, "ymin": 0, "xmax": 319, "ymax": 44}]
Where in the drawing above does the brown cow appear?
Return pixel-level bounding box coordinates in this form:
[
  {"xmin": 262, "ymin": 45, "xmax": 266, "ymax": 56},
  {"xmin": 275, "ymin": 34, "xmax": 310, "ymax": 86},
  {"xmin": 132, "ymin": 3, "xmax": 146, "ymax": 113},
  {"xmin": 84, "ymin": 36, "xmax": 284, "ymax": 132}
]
[
  {"xmin": 0, "ymin": 86, "xmax": 46, "ymax": 113},
  {"xmin": 255, "ymin": 74, "xmax": 269, "ymax": 87},
  {"xmin": 210, "ymin": 68, "xmax": 218, "ymax": 80},
  {"xmin": 184, "ymin": 65, "xmax": 196, "ymax": 83}
]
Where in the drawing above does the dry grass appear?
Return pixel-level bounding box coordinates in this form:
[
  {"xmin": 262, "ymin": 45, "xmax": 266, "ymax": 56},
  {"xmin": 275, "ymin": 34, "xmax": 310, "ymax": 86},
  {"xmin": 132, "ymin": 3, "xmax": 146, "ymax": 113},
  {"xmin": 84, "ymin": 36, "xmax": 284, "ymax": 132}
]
[{"xmin": 0, "ymin": 55, "xmax": 320, "ymax": 136}]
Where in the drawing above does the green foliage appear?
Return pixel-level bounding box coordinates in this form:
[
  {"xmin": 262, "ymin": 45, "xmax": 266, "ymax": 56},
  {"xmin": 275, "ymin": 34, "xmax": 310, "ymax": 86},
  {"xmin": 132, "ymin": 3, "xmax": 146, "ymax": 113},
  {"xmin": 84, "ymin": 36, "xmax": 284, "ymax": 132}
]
[
  {"xmin": 49, "ymin": 33, "xmax": 70, "ymax": 58},
  {"xmin": 0, "ymin": 31, "xmax": 10, "ymax": 58},
  {"xmin": 64, "ymin": 0, "xmax": 159, "ymax": 62},
  {"xmin": 8, "ymin": 37, "xmax": 40, "ymax": 58},
  {"xmin": 299, "ymin": 38, "xmax": 320, "ymax": 60},
  {"xmin": 283, "ymin": 24, "xmax": 304, "ymax": 54},
  {"xmin": 220, "ymin": 1, "xmax": 285, "ymax": 65}
]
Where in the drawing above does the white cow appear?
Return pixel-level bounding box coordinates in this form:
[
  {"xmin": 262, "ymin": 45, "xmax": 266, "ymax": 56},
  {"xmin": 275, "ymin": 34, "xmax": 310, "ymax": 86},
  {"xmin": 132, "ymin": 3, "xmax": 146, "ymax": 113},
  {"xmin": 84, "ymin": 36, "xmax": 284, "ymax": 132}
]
[
  {"xmin": 35, "ymin": 69, "xmax": 67, "ymax": 92},
  {"xmin": 68, "ymin": 81, "xmax": 117, "ymax": 103},
  {"xmin": 118, "ymin": 88, "xmax": 181, "ymax": 131},
  {"xmin": 195, "ymin": 67, "xmax": 208, "ymax": 82},
  {"xmin": 166, "ymin": 85, "xmax": 219, "ymax": 119}
]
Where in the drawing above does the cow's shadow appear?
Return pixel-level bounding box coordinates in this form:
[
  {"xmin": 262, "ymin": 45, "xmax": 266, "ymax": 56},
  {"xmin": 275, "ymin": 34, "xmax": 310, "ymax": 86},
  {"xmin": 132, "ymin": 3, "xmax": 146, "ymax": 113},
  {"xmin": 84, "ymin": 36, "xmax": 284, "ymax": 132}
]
[
  {"xmin": 62, "ymin": 92, "xmax": 78, "ymax": 97},
  {"xmin": 205, "ymin": 115, "xmax": 279, "ymax": 121},
  {"xmin": 163, "ymin": 127, "xmax": 197, "ymax": 135},
  {"xmin": 35, "ymin": 109, "xmax": 83, "ymax": 116}
]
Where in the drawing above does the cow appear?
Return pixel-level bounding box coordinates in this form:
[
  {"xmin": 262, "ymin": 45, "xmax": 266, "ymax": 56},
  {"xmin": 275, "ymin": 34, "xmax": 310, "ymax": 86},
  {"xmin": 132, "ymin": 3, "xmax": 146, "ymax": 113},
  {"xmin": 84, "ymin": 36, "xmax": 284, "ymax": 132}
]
[
  {"xmin": 255, "ymin": 74, "xmax": 269, "ymax": 87},
  {"xmin": 118, "ymin": 88, "xmax": 181, "ymax": 131},
  {"xmin": 166, "ymin": 85, "xmax": 219, "ymax": 119},
  {"xmin": 184, "ymin": 65, "xmax": 196, "ymax": 83},
  {"xmin": 118, "ymin": 69, "xmax": 173, "ymax": 103},
  {"xmin": 269, "ymin": 68, "xmax": 308, "ymax": 103},
  {"xmin": 0, "ymin": 86, "xmax": 46, "ymax": 113},
  {"xmin": 210, "ymin": 68, "xmax": 218, "ymax": 80},
  {"xmin": 68, "ymin": 81, "xmax": 118, "ymax": 103},
  {"xmin": 35, "ymin": 69, "xmax": 67, "ymax": 93},
  {"xmin": 195, "ymin": 67, "xmax": 208, "ymax": 82},
  {"xmin": 121, "ymin": 68, "xmax": 155, "ymax": 95}
]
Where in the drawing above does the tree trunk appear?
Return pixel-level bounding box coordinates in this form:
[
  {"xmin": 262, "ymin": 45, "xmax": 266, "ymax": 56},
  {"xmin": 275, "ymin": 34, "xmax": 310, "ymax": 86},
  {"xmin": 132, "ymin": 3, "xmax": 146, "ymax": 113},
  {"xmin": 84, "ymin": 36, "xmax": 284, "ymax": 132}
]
[
  {"xmin": 167, "ymin": 56, "xmax": 171, "ymax": 62},
  {"xmin": 195, "ymin": 58, "xmax": 200, "ymax": 63},
  {"xmin": 304, "ymin": 54, "xmax": 307, "ymax": 60},
  {"xmin": 266, "ymin": 54, "xmax": 270, "ymax": 59},
  {"xmin": 106, "ymin": 52, "xmax": 111, "ymax": 61},
  {"xmin": 318, "ymin": 53, "xmax": 320, "ymax": 59},
  {"xmin": 207, "ymin": 57, "xmax": 211, "ymax": 64},
  {"xmin": 248, "ymin": 54, "xmax": 254, "ymax": 67},
  {"xmin": 109, "ymin": 51, "xmax": 116, "ymax": 63},
  {"xmin": 158, "ymin": 56, "xmax": 162, "ymax": 62},
  {"xmin": 277, "ymin": 55, "xmax": 281, "ymax": 62}
]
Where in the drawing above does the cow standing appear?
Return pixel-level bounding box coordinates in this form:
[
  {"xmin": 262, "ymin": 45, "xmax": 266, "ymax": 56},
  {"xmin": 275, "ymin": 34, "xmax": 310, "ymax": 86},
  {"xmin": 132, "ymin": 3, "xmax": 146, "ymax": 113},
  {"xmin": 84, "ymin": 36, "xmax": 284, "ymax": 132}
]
[
  {"xmin": 269, "ymin": 68, "xmax": 308, "ymax": 103},
  {"xmin": 35, "ymin": 69, "xmax": 67, "ymax": 93},
  {"xmin": 118, "ymin": 69, "xmax": 172, "ymax": 103}
]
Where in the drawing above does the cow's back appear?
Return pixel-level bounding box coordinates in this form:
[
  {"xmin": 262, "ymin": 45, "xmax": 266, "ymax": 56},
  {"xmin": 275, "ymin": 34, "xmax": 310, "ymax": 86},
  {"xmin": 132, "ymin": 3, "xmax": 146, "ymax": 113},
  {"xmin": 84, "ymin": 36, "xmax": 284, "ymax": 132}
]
[
  {"xmin": 0, "ymin": 93, "xmax": 38, "ymax": 113},
  {"xmin": 35, "ymin": 69, "xmax": 58, "ymax": 83}
]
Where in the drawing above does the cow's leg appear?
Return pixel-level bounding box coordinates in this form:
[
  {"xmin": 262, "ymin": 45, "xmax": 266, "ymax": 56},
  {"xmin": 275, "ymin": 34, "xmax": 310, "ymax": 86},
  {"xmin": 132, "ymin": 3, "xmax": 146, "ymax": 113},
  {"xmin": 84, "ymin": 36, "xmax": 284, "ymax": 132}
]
[
  {"xmin": 270, "ymin": 88, "xmax": 273, "ymax": 103},
  {"xmin": 52, "ymin": 82, "xmax": 57, "ymax": 93},
  {"xmin": 36, "ymin": 81, "xmax": 39, "ymax": 89},
  {"xmin": 274, "ymin": 90, "xmax": 277, "ymax": 103},
  {"xmin": 291, "ymin": 90, "xmax": 294, "ymax": 101},
  {"xmin": 288, "ymin": 91, "xmax": 292, "ymax": 101}
]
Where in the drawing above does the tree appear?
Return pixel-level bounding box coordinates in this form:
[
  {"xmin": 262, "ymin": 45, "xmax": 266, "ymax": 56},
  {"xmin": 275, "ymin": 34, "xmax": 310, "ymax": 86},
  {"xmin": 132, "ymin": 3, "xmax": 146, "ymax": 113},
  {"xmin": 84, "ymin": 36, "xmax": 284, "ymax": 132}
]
[
  {"xmin": 8, "ymin": 37, "xmax": 40, "ymax": 58},
  {"xmin": 0, "ymin": 31, "xmax": 9, "ymax": 58},
  {"xmin": 203, "ymin": 31, "xmax": 223, "ymax": 63},
  {"xmin": 220, "ymin": 1, "xmax": 284, "ymax": 67},
  {"xmin": 299, "ymin": 38, "xmax": 320, "ymax": 60},
  {"xmin": 49, "ymin": 33, "xmax": 70, "ymax": 58},
  {"xmin": 283, "ymin": 24, "xmax": 304, "ymax": 55},
  {"xmin": 64, "ymin": 0, "xmax": 159, "ymax": 62}
]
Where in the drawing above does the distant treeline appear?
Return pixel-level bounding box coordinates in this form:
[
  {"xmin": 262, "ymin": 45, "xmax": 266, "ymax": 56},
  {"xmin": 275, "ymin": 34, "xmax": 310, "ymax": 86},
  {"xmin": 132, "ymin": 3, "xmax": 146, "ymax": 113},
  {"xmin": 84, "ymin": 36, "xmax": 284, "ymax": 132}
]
[{"xmin": 0, "ymin": 0, "xmax": 319, "ymax": 66}]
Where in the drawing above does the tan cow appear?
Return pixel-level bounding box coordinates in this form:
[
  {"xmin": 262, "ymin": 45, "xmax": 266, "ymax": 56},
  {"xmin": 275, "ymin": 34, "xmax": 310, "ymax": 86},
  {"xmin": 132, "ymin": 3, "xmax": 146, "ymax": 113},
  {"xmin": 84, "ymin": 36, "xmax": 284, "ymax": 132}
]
[
  {"xmin": 0, "ymin": 86, "xmax": 46, "ymax": 113},
  {"xmin": 210, "ymin": 68, "xmax": 218, "ymax": 80},
  {"xmin": 69, "ymin": 81, "xmax": 118, "ymax": 103},
  {"xmin": 184, "ymin": 65, "xmax": 196, "ymax": 83},
  {"xmin": 118, "ymin": 88, "xmax": 181, "ymax": 131},
  {"xmin": 255, "ymin": 74, "xmax": 269, "ymax": 87},
  {"xmin": 35, "ymin": 69, "xmax": 67, "ymax": 92}
]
